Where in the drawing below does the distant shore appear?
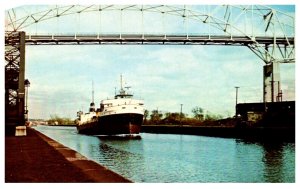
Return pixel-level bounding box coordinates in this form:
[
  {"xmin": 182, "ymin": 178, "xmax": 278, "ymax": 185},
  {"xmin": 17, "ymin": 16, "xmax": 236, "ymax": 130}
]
[{"xmin": 45, "ymin": 124, "xmax": 76, "ymax": 127}]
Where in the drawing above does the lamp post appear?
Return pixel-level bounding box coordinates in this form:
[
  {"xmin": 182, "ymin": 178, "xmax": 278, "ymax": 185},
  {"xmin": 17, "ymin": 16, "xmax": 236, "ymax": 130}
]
[
  {"xmin": 180, "ymin": 104, "xmax": 183, "ymax": 126},
  {"xmin": 235, "ymin": 86, "xmax": 239, "ymax": 118},
  {"xmin": 24, "ymin": 79, "xmax": 30, "ymax": 122}
]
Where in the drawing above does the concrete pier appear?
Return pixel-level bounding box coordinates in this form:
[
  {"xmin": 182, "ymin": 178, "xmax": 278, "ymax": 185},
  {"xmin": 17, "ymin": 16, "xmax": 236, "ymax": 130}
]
[
  {"xmin": 5, "ymin": 127, "xmax": 131, "ymax": 183},
  {"xmin": 15, "ymin": 126, "xmax": 27, "ymax": 136}
]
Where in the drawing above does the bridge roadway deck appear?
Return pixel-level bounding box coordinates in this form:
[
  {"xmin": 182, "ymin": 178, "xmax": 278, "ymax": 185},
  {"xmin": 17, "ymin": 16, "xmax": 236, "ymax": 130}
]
[
  {"xmin": 5, "ymin": 127, "xmax": 131, "ymax": 183},
  {"xmin": 25, "ymin": 34, "xmax": 294, "ymax": 45}
]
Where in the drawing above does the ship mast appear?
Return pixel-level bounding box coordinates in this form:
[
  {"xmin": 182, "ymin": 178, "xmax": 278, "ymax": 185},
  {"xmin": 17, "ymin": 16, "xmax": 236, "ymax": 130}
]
[
  {"xmin": 120, "ymin": 74, "xmax": 125, "ymax": 95},
  {"xmin": 89, "ymin": 80, "xmax": 95, "ymax": 112},
  {"xmin": 120, "ymin": 74, "xmax": 123, "ymax": 91},
  {"xmin": 92, "ymin": 80, "xmax": 94, "ymax": 103},
  {"xmin": 115, "ymin": 74, "xmax": 133, "ymax": 99}
]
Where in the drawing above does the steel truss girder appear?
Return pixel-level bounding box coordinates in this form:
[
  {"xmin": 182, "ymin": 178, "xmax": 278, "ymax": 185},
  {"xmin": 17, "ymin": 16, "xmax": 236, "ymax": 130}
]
[
  {"xmin": 248, "ymin": 43, "xmax": 294, "ymax": 64},
  {"xmin": 24, "ymin": 34, "xmax": 293, "ymax": 45},
  {"xmin": 24, "ymin": 33, "xmax": 295, "ymax": 64}
]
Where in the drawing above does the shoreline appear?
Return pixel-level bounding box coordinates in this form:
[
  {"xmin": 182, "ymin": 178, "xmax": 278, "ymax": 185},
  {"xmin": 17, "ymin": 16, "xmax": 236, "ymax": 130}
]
[{"xmin": 141, "ymin": 125, "xmax": 295, "ymax": 142}]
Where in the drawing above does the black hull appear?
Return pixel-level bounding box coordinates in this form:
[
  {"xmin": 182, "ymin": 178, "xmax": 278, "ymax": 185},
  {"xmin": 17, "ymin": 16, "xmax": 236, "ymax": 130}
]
[{"xmin": 77, "ymin": 113, "xmax": 143, "ymax": 135}]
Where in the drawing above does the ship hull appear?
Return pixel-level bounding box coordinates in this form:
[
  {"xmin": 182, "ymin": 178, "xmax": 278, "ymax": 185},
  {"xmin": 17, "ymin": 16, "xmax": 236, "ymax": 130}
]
[{"xmin": 77, "ymin": 113, "xmax": 143, "ymax": 135}]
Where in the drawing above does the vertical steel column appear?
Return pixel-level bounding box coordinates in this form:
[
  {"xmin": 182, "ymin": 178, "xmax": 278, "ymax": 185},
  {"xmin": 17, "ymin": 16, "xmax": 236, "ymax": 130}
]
[
  {"xmin": 18, "ymin": 31, "xmax": 26, "ymax": 125},
  {"xmin": 263, "ymin": 61, "xmax": 281, "ymax": 104},
  {"xmin": 263, "ymin": 42, "xmax": 280, "ymax": 104},
  {"xmin": 272, "ymin": 61, "xmax": 281, "ymax": 102},
  {"xmin": 263, "ymin": 63, "xmax": 272, "ymax": 104}
]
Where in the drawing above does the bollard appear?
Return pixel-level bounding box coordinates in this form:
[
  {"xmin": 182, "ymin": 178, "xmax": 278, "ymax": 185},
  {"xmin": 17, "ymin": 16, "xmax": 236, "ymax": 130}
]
[{"xmin": 15, "ymin": 126, "xmax": 27, "ymax": 136}]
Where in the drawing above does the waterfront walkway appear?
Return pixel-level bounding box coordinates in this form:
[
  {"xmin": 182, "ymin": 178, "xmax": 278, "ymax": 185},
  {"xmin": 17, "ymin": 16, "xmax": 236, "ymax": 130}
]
[{"xmin": 5, "ymin": 127, "xmax": 131, "ymax": 183}]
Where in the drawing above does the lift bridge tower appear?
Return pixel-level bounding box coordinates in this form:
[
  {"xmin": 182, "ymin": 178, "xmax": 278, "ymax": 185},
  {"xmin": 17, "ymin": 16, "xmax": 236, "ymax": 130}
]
[{"xmin": 5, "ymin": 31, "xmax": 26, "ymax": 134}]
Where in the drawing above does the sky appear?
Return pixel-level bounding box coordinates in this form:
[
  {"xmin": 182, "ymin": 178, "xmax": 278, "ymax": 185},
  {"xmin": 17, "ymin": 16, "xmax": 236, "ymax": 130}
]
[{"xmin": 3, "ymin": 2, "xmax": 296, "ymax": 120}]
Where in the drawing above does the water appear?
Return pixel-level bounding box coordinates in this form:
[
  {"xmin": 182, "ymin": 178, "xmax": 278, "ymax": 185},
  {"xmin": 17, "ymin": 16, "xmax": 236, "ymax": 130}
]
[{"xmin": 34, "ymin": 126, "xmax": 295, "ymax": 183}]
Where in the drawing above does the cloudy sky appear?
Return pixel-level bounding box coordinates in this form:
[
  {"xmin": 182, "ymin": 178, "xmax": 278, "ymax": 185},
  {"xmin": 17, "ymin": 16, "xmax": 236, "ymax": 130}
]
[{"xmin": 3, "ymin": 2, "xmax": 295, "ymax": 120}]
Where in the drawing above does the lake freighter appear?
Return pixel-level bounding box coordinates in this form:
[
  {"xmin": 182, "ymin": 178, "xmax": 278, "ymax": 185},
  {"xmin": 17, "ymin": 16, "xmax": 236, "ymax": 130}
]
[{"xmin": 76, "ymin": 76, "xmax": 145, "ymax": 135}]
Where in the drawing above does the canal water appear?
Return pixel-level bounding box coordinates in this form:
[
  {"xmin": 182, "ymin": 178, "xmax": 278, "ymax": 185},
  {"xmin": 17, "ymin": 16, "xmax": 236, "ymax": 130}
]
[{"xmin": 34, "ymin": 126, "xmax": 295, "ymax": 183}]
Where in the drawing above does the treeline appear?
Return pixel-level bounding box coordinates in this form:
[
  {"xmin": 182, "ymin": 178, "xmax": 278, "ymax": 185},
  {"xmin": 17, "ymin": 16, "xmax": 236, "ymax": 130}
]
[
  {"xmin": 47, "ymin": 106, "xmax": 234, "ymax": 126},
  {"xmin": 47, "ymin": 114, "xmax": 75, "ymax": 125},
  {"xmin": 143, "ymin": 106, "xmax": 234, "ymax": 126}
]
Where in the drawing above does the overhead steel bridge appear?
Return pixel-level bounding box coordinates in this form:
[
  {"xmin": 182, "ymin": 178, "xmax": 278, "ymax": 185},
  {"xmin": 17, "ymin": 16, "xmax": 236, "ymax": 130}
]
[{"xmin": 25, "ymin": 34, "xmax": 294, "ymax": 46}]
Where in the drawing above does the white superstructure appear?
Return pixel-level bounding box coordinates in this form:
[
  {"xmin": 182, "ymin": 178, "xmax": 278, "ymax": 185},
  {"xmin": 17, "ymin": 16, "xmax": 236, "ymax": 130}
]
[
  {"xmin": 77, "ymin": 111, "xmax": 96, "ymax": 125},
  {"xmin": 100, "ymin": 93, "xmax": 144, "ymax": 117}
]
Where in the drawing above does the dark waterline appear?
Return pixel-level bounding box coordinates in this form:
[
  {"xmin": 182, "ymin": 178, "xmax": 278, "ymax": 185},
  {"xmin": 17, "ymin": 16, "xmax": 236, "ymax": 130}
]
[{"xmin": 34, "ymin": 126, "xmax": 295, "ymax": 183}]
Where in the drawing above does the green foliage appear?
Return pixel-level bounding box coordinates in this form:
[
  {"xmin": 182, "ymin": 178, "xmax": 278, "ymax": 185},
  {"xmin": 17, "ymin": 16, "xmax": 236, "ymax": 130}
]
[
  {"xmin": 150, "ymin": 110, "xmax": 163, "ymax": 124},
  {"xmin": 48, "ymin": 114, "xmax": 75, "ymax": 125},
  {"xmin": 143, "ymin": 107, "xmax": 227, "ymax": 126},
  {"xmin": 143, "ymin": 109, "xmax": 149, "ymax": 124},
  {"xmin": 192, "ymin": 106, "xmax": 204, "ymax": 121},
  {"xmin": 162, "ymin": 112, "xmax": 185, "ymax": 124},
  {"xmin": 205, "ymin": 113, "xmax": 223, "ymax": 121}
]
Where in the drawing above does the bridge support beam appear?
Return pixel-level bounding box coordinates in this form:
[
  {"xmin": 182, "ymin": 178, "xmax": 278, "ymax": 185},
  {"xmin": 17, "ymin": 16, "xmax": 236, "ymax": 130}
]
[
  {"xmin": 5, "ymin": 31, "xmax": 26, "ymax": 135},
  {"xmin": 263, "ymin": 61, "xmax": 281, "ymax": 106}
]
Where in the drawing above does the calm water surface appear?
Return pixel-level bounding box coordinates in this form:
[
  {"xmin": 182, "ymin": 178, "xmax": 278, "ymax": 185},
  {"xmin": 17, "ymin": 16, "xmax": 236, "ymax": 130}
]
[{"xmin": 34, "ymin": 126, "xmax": 295, "ymax": 183}]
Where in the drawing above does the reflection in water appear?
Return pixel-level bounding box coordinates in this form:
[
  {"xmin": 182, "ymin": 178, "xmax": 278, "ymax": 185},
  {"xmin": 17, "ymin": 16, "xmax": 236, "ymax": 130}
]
[
  {"xmin": 34, "ymin": 126, "xmax": 295, "ymax": 183},
  {"xmin": 262, "ymin": 142, "xmax": 284, "ymax": 182},
  {"xmin": 97, "ymin": 136, "xmax": 146, "ymax": 182},
  {"xmin": 236, "ymin": 139, "xmax": 295, "ymax": 183}
]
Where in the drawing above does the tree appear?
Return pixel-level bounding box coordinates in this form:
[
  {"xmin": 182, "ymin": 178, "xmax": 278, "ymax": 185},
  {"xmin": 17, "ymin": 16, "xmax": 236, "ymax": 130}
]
[
  {"xmin": 150, "ymin": 110, "xmax": 163, "ymax": 124},
  {"xmin": 205, "ymin": 112, "xmax": 223, "ymax": 121},
  {"xmin": 192, "ymin": 106, "xmax": 204, "ymax": 121},
  {"xmin": 163, "ymin": 112, "xmax": 181, "ymax": 124},
  {"xmin": 48, "ymin": 114, "xmax": 75, "ymax": 125},
  {"xmin": 143, "ymin": 109, "xmax": 149, "ymax": 124}
]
